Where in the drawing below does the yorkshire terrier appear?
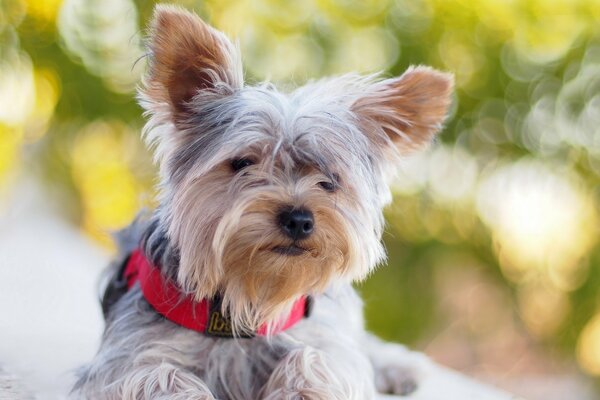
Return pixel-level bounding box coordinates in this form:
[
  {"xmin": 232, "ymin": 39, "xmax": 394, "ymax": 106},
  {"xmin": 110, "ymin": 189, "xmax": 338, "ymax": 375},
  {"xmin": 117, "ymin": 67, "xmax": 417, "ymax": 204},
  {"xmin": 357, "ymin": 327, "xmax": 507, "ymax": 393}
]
[{"xmin": 73, "ymin": 5, "xmax": 453, "ymax": 399}]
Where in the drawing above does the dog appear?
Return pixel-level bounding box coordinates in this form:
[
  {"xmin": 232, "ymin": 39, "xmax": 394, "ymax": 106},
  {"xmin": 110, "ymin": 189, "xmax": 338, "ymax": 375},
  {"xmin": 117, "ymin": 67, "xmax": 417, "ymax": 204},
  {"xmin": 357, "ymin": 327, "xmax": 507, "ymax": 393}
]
[{"xmin": 73, "ymin": 4, "xmax": 453, "ymax": 399}]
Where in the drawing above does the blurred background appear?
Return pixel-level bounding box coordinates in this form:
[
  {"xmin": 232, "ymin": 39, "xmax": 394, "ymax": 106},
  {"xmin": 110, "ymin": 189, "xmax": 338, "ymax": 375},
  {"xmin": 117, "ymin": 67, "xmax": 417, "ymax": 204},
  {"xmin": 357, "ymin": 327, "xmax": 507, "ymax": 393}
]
[{"xmin": 1, "ymin": 0, "xmax": 600, "ymax": 399}]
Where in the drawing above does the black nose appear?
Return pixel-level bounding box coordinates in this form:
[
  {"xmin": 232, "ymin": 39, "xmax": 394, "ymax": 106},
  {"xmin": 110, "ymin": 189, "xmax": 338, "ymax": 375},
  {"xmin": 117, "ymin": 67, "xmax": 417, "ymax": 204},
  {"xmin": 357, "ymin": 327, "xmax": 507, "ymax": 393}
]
[{"xmin": 278, "ymin": 208, "xmax": 314, "ymax": 240}]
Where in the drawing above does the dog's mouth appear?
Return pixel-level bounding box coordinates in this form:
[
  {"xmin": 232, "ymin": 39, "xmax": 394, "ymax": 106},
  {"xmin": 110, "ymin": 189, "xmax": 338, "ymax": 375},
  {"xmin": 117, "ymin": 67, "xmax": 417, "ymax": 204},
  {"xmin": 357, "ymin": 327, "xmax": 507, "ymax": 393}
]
[{"xmin": 272, "ymin": 244, "xmax": 308, "ymax": 256}]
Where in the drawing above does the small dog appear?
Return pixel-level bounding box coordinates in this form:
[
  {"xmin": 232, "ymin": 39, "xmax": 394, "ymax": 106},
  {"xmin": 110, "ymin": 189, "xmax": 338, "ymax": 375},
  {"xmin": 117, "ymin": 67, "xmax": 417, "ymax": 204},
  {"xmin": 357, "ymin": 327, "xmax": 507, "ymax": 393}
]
[{"xmin": 73, "ymin": 5, "xmax": 453, "ymax": 399}]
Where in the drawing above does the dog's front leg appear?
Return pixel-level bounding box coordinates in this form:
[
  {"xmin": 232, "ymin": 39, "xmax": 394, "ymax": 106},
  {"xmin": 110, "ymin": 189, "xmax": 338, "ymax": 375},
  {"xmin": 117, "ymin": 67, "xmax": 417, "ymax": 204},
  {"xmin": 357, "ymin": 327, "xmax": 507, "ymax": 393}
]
[
  {"xmin": 261, "ymin": 346, "xmax": 376, "ymax": 400},
  {"xmin": 75, "ymin": 362, "xmax": 215, "ymax": 400}
]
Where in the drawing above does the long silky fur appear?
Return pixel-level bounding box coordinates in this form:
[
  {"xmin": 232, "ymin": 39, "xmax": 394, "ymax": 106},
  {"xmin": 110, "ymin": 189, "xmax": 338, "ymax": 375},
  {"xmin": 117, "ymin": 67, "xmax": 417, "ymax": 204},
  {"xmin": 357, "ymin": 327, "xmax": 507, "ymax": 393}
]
[{"xmin": 73, "ymin": 5, "xmax": 453, "ymax": 399}]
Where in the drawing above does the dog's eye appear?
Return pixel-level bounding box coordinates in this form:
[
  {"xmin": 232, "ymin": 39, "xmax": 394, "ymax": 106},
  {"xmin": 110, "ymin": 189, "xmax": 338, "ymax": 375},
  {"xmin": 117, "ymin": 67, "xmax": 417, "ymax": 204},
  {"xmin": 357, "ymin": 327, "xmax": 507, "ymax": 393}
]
[
  {"xmin": 318, "ymin": 181, "xmax": 336, "ymax": 192},
  {"xmin": 318, "ymin": 174, "xmax": 339, "ymax": 193},
  {"xmin": 231, "ymin": 158, "xmax": 254, "ymax": 172}
]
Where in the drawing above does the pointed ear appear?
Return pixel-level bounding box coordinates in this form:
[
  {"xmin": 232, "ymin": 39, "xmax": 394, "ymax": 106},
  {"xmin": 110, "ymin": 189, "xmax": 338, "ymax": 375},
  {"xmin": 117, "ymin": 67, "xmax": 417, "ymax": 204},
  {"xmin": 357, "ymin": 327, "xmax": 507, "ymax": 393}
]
[
  {"xmin": 142, "ymin": 5, "xmax": 243, "ymax": 124},
  {"xmin": 352, "ymin": 66, "xmax": 454, "ymax": 155}
]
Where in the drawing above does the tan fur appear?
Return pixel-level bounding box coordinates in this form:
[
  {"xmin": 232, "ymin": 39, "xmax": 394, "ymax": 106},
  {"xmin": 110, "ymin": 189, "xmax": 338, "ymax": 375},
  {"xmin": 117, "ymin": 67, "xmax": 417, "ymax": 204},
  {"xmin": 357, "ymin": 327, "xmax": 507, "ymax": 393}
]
[
  {"xmin": 143, "ymin": 5, "xmax": 242, "ymax": 124},
  {"xmin": 169, "ymin": 154, "xmax": 367, "ymax": 333},
  {"xmin": 352, "ymin": 66, "xmax": 454, "ymax": 154}
]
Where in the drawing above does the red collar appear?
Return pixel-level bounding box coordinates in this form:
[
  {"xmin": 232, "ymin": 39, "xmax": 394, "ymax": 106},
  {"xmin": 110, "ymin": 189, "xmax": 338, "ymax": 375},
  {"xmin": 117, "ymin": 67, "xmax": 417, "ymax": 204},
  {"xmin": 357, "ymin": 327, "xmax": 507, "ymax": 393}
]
[{"xmin": 123, "ymin": 249, "xmax": 308, "ymax": 338}]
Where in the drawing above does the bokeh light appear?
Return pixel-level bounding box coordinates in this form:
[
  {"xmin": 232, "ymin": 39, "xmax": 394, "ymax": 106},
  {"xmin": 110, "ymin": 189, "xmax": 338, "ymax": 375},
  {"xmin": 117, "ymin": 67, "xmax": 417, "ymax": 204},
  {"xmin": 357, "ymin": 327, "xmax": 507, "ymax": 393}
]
[
  {"xmin": 0, "ymin": 52, "xmax": 35, "ymax": 126},
  {"xmin": 70, "ymin": 120, "xmax": 151, "ymax": 247},
  {"xmin": 58, "ymin": 0, "xmax": 144, "ymax": 93},
  {"xmin": 477, "ymin": 160, "xmax": 596, "ymax": 286},
  {"xmin": 578, "ymin": 312, "xmax": 600, "ymax": 376}
]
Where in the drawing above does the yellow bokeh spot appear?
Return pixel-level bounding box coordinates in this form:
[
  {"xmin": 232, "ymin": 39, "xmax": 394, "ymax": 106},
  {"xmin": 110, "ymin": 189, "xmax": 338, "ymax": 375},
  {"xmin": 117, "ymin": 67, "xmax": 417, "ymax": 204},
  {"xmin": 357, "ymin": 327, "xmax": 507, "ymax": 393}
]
[
  {"xmin": 206, "ymin": 0, "xmax": 251, "ymax": 36},
  {"xmin": 316, "ymin": 0, "xmax": 390, "ymax": 24},
  {"xmin": 25, "ymin": 0, "xmax": 63, "ymax": 22},
  {"xmin": 475, "ymin": 0, "xmax": 518, "ymax": 38},
  {"xmin": 513, "ymin": 17, "xmax": 583, "ymax": 64},
  {"xmin": 438, "ymin": 31, "xmax": 486, "ymax": 90},
  {"xmin": 330, "ymin": 26, "xmax": 398, "ymax": 74},
  {"xmin": 253, "ymin": 0, "xmax": 315, "ymax": 32},
  {"xmin": 71, "ymin": 121, "xmax": 142, "ymax": 248},
  {"xmin": 0, "ymin": 124, "xmax": 23, "ymax": 190},
  {"xmin": 577, "ymin": 313, "xmax": 600, "ymax": 376},
  {"xmin": 512, "ymin": 0, "xmax": 585, "ymax": 63},
  {"xmin": 584, "ymin": 0, "xmax": 600, "ymax": 21},
  {"xmin": 25, "ymin": 68, "xmax": 60, "ymax": 142},
  {"xmin": 243, "ymin": 30, "xmax": 323, "ymax": 82}
]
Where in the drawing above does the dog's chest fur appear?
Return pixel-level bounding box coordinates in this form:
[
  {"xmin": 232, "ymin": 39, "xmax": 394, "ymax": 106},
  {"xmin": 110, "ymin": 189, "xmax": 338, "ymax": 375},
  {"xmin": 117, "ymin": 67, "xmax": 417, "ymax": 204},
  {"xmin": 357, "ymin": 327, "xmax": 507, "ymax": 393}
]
[{"xmin": 92, "ymin": 283, "xmax": 365, "ymax": 399}]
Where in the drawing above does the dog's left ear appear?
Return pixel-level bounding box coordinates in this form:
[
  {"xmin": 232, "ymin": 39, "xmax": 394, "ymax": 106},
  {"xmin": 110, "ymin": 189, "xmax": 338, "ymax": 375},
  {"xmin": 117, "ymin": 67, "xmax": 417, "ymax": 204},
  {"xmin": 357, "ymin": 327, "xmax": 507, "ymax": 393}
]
[
  {"xmin": 352, "ymin": 66, "xmax": 454, "ymax": 155},
  {"xmin": 141, "ymin": 5, "xmax": 243, "ymax": 125}
]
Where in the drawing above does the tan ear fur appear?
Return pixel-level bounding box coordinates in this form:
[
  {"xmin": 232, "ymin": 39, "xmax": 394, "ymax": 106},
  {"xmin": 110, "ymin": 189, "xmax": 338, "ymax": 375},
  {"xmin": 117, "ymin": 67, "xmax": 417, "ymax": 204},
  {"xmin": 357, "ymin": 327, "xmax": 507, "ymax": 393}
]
[
  {"xmin": 144, "ymin": 5, "xmax": 242, "ymax": 122},
  {"xmin": 352, "ymin": 66, "xmax": 454, "ymax": 154}
]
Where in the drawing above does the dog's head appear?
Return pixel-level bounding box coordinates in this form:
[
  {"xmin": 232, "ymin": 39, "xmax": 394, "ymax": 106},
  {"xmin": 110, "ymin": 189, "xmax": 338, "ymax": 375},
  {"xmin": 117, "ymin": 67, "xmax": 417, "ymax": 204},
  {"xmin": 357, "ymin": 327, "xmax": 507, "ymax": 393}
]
[{"xmin": 139, "ymin": 5, "xmax": 453, "ymax": 331}]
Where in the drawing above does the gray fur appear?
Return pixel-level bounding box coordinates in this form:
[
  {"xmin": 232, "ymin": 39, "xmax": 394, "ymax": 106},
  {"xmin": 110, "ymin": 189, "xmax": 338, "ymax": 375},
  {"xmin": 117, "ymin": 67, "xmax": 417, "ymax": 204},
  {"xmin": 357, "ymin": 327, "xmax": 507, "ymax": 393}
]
[
  {"xmin": 74, "ymin": 5, "xmax": 451, "ymax": 399},
  {"xmin": 77, "ymin": 222, "xmax": 428, "ymax": 400},
  {"xmin": 76, "ymin": 263, "xmax": 427, "ymax": 399}
]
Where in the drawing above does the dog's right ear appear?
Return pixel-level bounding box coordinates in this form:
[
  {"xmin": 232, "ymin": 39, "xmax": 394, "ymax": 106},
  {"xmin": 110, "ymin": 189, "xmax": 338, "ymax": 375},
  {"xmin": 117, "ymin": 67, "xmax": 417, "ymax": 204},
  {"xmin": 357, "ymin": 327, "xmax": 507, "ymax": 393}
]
[{"xmin": 141, "ymin": 5, "xmax": 243, "ymax": 125}]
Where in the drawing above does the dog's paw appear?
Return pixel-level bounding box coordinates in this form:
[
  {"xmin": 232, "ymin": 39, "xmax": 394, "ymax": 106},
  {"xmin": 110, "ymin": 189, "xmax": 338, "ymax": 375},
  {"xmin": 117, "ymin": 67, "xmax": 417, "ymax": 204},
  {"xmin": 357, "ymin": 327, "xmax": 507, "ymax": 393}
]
[
  {"xmin": 375, "ymin": 365, "xmax": 419, "ymax": 396},
  {"xmin": 368, "ymin": 342, "xmax": 432, "ymax": 397}
]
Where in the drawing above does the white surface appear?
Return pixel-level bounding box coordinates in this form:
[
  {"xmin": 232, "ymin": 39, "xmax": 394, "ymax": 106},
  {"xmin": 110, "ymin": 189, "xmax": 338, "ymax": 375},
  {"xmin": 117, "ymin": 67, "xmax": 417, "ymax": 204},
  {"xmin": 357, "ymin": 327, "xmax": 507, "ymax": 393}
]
[
  {"xmin": 0, "ymin": 182, "xmax": 515, "ymax": 399},
  {"xmin": 0, "ymin": 182, "xmax": 107, "ymax": 399},
  {"xmin": 412, "ymin": 366, "xmax": 519, "ymax": 400}
]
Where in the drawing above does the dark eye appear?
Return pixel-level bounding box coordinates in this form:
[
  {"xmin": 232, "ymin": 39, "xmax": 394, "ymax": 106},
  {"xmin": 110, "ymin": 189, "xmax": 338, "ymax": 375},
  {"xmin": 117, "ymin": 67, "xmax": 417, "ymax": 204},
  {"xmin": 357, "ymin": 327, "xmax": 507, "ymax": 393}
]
[
  {"xmin": 231, "ymin": 158, "xmax": 254, "ymax": 172},
  {"xmin": 318, "ymin": 181, "xmax": 335, "ymax": 192},
  {"xmin": 318, "ymin": 174, "xmax": 339, "ymax": 193}
]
